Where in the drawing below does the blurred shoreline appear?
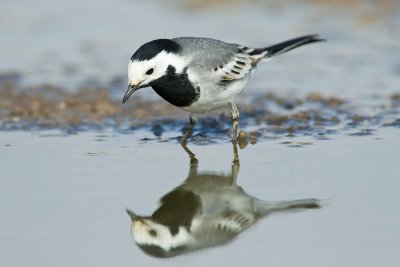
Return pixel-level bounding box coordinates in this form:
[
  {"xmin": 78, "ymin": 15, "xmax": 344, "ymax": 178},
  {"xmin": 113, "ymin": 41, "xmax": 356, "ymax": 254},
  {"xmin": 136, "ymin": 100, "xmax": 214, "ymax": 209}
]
[{"xmin": 1, "ymin": 0, "xmax": 399, "ymax": 96}]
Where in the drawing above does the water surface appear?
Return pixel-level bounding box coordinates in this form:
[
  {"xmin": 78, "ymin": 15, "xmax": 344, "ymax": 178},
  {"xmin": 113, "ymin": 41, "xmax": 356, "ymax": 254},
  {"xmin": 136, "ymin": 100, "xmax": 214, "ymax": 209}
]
[{"xmin": 1, "ymin": 129, "xmax": 399, "ymax": 266}]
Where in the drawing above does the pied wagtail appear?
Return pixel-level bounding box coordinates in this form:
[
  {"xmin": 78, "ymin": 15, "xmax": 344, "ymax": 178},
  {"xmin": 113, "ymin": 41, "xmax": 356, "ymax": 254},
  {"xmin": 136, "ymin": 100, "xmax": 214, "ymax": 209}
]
[{"xmin": 122, "ymin": 35, "xmax": 324, "ymax": 161}]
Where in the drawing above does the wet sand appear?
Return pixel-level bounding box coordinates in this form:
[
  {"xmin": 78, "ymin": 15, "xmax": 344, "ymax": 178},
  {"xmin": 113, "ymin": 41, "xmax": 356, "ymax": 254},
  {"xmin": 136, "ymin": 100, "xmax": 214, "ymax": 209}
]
[{"xmin": 1, "ymin": 76, "xmax": 399, "ymax": 141}]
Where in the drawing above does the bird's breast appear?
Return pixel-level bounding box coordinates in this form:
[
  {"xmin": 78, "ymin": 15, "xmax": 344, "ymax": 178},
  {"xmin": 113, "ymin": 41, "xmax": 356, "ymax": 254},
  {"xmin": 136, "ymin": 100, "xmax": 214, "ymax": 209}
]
[
  {"xmin": 150, "ymin": 66, "xmax": 200, "ymax": 107},
  {"xmin": 181, "ymin": 77, "xmax": 250, "ymax": 114}
]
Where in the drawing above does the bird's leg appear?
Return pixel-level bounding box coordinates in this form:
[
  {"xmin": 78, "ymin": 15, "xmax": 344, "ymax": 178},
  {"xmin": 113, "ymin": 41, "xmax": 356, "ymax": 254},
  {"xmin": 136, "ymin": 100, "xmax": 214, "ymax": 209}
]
[
  {"xmin": 232, "ymin": 136, "xmax": 240, "ymax": 164},
  {"xmin": 181, "ymin": 114, "xmax": 197, "ymax": 162},
  {"xmin": 229, "ymin": 102, "xmax": 240, "ymax": 164},
  {"xmin": 230, "ymin": 160, "xmax": 240, "ymax": 185},
  {"xmin": 229, "ymin": 102, "xmax": 240, "ymax": 141}
]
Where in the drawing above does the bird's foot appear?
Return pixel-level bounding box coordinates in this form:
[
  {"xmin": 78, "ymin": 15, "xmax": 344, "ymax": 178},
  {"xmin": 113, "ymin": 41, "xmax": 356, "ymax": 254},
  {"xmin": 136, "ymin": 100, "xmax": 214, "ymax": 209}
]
[{"xmin": 190, "ymin": 156, "xmax": 199, "ymax": 167}]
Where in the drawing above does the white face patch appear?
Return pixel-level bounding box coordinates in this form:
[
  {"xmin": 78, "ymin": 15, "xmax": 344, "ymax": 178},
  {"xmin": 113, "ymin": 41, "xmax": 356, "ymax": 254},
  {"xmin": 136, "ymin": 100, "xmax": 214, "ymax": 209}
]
[
  {"xmin": 131, "ymin": 219, "xmax": 192, "ymax": 251},
  {"xmin": 128, "ymin": 51, "xmax": 191, "ymax": 88}
]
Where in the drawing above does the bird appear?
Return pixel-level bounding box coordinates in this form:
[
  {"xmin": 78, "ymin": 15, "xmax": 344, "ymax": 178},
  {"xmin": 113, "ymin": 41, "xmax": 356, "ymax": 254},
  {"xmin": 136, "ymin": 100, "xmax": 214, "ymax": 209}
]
[
  {"xmin": 126, "ymin": 161, "xmax": 321, "ymax": 258},
  {"xmin": 122, "ymin": 35, "xmax": 324, "ymax": 162}
]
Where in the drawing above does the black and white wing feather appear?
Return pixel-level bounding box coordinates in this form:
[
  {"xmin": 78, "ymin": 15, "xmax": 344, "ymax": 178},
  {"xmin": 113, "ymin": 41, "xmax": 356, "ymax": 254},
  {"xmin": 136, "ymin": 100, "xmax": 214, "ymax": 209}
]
[
  {"xmin": 214, "ymin": 34, "xmax": 324, "ymax": 82},
  {"xmin": 214, "ymin": 46, "xmax": 268, "ymax": 81},
  {"xmin": 214, "ymin": 46, "xmax": 267, "ymax": 82},
  {"xmin": 214, "ymin": 49, "xmax": 255, "ymax": 81},
  {"xmin": 215, "ymin": 211, "xmax": 255, "ymax": 232},
  {"xmin": 197, "ymin": 212, "xmax": 256, "ymax": 237}
]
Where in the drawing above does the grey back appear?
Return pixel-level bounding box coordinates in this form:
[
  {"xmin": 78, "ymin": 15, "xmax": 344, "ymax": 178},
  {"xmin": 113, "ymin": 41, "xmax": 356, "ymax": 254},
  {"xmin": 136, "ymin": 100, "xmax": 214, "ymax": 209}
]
[{"xmin": 173, "ymin": 37, "xmax": 239, "ymax": 68}]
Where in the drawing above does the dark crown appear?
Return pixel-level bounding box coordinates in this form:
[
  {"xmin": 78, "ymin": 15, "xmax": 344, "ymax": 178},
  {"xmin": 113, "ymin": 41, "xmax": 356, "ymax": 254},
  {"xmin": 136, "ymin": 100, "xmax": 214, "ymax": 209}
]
[{"xmin": 131, "ymin": 39, "xmax": 181, "ymax": 61}]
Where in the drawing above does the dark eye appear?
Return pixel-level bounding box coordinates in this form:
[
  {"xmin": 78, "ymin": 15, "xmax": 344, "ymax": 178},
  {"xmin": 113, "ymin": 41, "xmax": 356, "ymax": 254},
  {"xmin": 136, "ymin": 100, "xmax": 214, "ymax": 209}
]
[
  {"xmin": 149, "ymin": 229, "xmax": 157, "ymax": 237},
  {"xmin": 145, "ymin": 68, "xmax": 154, "ymax": 75}
]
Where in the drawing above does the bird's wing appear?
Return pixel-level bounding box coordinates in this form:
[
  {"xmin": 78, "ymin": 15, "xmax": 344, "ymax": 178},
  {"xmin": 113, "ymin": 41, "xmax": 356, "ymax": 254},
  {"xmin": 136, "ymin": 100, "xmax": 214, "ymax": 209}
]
[
  {"xmin": 212, "ymin": 43, "xmax": 272, "ymax": 82},
  {"xmin": 188, "ymin": 212, "xmax": 255, "ymax": 249},
  {"xmin": 173, "ymin": 37, "xmax": 258, "ymax": 82},
  {"xmin": 193, "ymin": 211, "xmax": 255, "ymax": 236},
  {"xmin": 213, "ymin": 48, "xmax": 256, "ymax": 81},
  {"xmin": 216, "ymin": 211, "xmax": 255, "ymax": 232}
]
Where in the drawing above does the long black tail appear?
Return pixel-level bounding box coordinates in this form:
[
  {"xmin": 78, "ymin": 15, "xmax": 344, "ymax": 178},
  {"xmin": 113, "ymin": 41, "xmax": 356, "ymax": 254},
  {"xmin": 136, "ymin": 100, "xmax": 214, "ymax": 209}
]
[{"xmin": 251, "ymin": 34, "xmax": 325, "ymax": 60}]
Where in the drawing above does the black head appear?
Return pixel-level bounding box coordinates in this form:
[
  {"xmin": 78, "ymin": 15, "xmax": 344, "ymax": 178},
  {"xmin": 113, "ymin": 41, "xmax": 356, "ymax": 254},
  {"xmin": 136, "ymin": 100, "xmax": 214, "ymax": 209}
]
[{"xmin": 131, "ymin": 39, "xmax": 181, "ymax": 62}]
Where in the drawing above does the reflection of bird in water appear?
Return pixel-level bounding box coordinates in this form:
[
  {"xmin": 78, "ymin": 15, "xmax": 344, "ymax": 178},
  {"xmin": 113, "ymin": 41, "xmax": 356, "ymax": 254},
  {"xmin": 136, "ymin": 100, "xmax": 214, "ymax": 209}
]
[{"xmin": 126, "ymin": 162, "xmax": 321, "ymax": 258}]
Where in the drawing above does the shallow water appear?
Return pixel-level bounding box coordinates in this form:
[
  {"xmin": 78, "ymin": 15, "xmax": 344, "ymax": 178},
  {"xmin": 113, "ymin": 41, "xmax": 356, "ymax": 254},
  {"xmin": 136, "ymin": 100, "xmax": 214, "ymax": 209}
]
[{"xmin": 0, "ymin": 129, "xmax": 399, "ymax": 266}]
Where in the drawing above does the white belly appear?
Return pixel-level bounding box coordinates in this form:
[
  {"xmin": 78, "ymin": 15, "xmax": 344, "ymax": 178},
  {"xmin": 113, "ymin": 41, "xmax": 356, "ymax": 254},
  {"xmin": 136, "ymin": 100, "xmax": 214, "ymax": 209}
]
[{"xmin": 181, "ymin": 77, "xmax": 250, "ymax": 114}]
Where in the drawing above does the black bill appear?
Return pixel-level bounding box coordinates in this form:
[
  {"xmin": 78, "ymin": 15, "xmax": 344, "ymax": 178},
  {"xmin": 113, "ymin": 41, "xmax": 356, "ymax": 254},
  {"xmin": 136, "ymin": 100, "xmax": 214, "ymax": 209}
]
[
  {"xmin": 122, "ymin": 84, "xmax": 137, "ymax": 104},
  {"xmin": 126, "ymin": 208, "xmax": 137, "ymax": 221},
  {"xmin": 122, "ymin": 81, "xmax": 148, "ymax": 104}
]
